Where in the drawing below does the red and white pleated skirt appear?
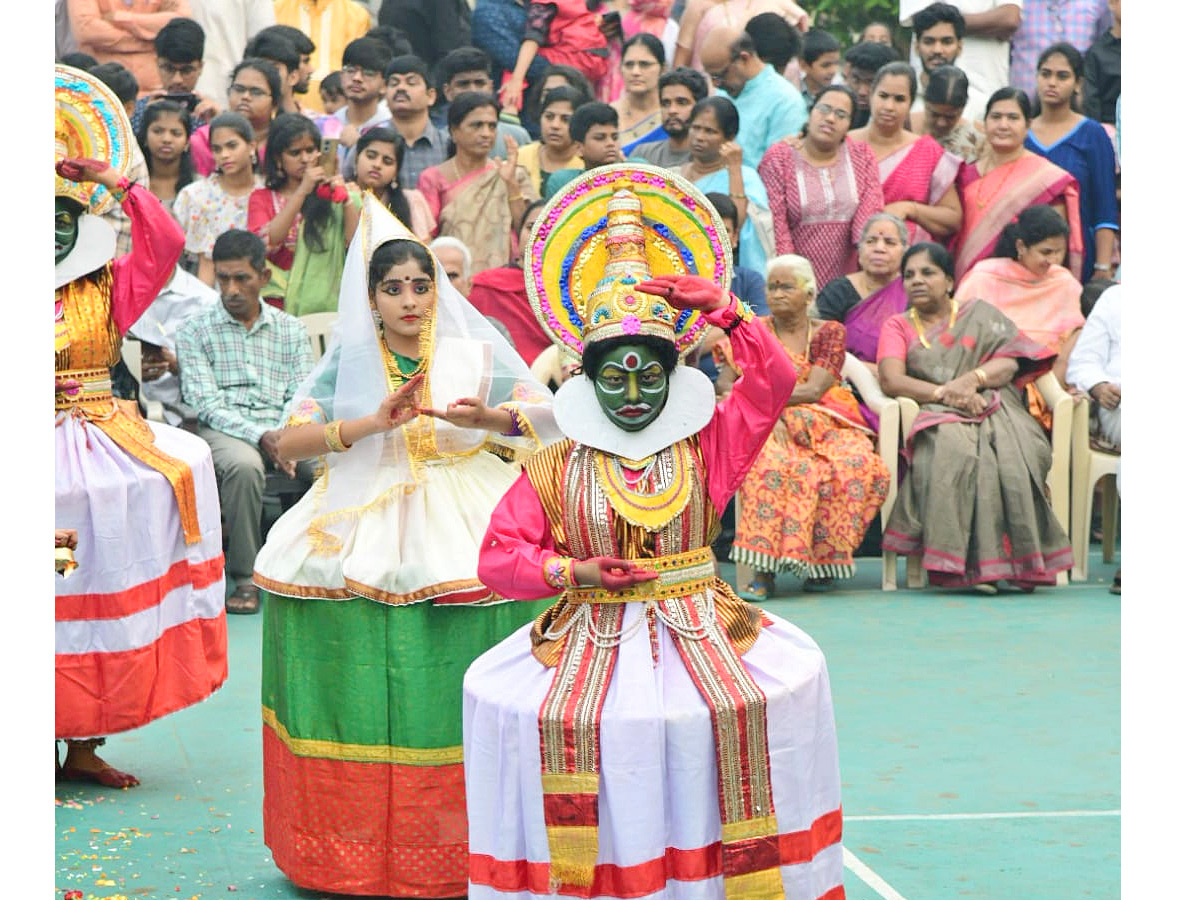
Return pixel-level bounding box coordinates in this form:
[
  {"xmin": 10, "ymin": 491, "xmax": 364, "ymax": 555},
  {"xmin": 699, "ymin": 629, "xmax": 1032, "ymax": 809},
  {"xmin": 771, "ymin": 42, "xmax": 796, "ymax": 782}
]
[
  {"xmin": 463, "ymin": 605, "xmax": 845, "ymax": 900},
  {"xmin": 55, "ymin": 414, "xmax": 228, "ymax": 739}
]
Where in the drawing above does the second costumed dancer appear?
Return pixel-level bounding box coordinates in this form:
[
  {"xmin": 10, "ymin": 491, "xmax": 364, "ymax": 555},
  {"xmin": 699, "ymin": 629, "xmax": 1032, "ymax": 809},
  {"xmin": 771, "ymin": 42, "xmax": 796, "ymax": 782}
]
[{"xmin": 463, "ymin": 165, "xmax": 845, "ymax": 898}]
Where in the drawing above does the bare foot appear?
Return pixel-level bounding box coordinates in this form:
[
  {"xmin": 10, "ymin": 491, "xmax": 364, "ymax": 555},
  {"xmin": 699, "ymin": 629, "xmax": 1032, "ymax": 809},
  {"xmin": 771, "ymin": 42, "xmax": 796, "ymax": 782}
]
[{"xmin": 59, "ymin": 740, "xmax": 139, "ymax": 788}]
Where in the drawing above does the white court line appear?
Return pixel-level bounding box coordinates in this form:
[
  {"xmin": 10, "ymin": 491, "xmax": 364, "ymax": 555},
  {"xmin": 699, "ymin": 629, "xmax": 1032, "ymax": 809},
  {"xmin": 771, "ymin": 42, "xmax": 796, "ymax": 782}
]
[
  {"xmin": 843, "ymin": 848, "xmax": 910, "ymax": 900},
  {"xmin": 846, "ymin": 809, "xmax": 1120, "ymax": 822},
  {"xmin": 842, "ymin": 810, "xmax": 1120, "ymax": 899}
]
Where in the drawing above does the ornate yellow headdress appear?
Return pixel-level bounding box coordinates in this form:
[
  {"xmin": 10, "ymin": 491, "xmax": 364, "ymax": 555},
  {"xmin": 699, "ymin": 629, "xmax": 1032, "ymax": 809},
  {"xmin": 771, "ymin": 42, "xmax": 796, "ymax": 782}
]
[
  {"xmin": 55, "ymin": 65, "xmax": 134, "ymax": 215},
  {"xmin": 525, "ymin": 164, "xmax": 732, "ymax": 361}
]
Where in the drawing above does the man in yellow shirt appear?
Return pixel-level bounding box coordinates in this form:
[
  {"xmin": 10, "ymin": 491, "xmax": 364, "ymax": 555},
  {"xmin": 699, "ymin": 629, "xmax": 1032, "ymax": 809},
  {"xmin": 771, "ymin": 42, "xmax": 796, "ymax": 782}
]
[{"xmin": 273, "ymin": 0, "xmax": 370, "ymax": 113}]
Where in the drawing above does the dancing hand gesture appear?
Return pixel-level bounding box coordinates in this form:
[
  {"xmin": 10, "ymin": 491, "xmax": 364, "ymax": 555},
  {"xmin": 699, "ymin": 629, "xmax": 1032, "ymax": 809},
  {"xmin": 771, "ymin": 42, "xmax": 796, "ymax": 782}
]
[
  {"xmin": 637, "ymin": 275, "xmax": 729, "ymax": 313},
  {"xmin": 375, "ymin": 375, "xmax": 425, "ymax": 432}
]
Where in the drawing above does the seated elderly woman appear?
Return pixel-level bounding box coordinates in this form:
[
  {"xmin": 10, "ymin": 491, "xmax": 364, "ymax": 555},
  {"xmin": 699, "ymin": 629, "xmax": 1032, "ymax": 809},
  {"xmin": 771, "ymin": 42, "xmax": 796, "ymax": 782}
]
[
  {"xmin": 878, "ymin": 242, "xmax": 1074, "ymax": 591},
  {"xmin": 717, "ymin": 254, "xmax": 891, "ymax": 596}
]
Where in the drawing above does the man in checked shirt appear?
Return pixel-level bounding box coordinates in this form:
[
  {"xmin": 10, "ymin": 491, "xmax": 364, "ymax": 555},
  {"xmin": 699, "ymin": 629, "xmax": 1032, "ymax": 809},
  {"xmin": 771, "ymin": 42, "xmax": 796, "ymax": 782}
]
[{"xmin": 176, "ymin": 229, "xmax": 315, "ymax": 614}]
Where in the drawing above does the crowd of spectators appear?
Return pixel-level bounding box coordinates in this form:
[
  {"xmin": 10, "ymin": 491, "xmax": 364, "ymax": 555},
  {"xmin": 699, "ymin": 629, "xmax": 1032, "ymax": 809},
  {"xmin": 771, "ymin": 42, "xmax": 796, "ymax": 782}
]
[{"xmin": 57, "ymin": 0, "xmax": 1122, "ymax": 600}]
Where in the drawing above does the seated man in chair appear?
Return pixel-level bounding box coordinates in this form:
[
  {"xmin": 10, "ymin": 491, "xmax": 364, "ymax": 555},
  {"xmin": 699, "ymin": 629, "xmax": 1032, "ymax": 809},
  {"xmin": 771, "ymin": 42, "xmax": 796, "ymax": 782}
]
[{"xmin": 176, "ymin": 229, "xmax": 315, "ymax": 614}]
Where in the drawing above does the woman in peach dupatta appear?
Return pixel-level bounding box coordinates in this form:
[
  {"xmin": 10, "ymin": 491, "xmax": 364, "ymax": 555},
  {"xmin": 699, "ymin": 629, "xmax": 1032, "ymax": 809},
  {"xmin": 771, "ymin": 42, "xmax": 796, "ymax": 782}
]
[
  {"xmin": 953, "ymin": 89, "xmax": 1083, "ymax": 281},
  {"xmin": 418, "ymin": 95, "xmax": 536, "ymax": 277},
  {"xmin": 957, "ymin": 204, "xmax": 1085, "ymax": 427}
]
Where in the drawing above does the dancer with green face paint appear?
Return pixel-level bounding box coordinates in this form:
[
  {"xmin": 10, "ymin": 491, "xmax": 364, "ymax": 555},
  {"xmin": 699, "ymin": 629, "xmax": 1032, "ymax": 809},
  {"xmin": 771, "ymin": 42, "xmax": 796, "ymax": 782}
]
[
  {"xmin": 55, "ymin": 66, "xmax": 227, "ymax": 790},
  {"xmin": 463, "ymin": 165, "xmax": 847, "ymax": 898}
]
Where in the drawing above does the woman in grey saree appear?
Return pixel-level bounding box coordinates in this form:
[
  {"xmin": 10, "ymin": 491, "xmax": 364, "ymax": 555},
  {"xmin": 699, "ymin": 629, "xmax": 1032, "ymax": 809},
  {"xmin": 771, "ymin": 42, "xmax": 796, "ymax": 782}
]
[{"xmin": 877, "ymin": 243, "xmax": 1074, "ymax": 590}]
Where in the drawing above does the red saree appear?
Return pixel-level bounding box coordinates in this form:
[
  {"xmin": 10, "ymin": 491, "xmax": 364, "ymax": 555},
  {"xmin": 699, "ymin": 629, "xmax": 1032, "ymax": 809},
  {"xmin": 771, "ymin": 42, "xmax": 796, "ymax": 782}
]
[{"xmin": 466, "ymin": 266, "xmax": 551, "ymax": 366}]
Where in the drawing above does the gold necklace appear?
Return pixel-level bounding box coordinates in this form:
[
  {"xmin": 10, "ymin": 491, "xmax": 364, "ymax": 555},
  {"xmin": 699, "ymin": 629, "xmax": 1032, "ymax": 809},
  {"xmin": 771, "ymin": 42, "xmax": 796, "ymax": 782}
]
[
  {"xmin": 973, "ymin": 156, "xmax": 1020, "ymax": 209},
  {"xmin": 909, "ymin": 298, "xmax": 957, "ymax": 349}
]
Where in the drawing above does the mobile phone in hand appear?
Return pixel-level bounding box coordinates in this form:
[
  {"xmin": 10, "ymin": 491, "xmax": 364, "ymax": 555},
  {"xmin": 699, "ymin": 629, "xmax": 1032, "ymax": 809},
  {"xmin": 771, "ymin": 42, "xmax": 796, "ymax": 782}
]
[
  {"xmin": 162, "ymin": 92, "xmax": 199, "ymax": 113},
  {"xmin": 319, "ymin": 138, "xmax": 339, "ymax": 176}
]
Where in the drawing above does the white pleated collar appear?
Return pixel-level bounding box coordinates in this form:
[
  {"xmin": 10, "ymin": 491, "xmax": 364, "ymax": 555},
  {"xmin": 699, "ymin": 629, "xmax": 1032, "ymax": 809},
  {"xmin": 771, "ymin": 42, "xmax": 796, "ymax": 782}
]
[{"xmin": 552, "ymin": 366, "xmax": 716, "ymax": 458}]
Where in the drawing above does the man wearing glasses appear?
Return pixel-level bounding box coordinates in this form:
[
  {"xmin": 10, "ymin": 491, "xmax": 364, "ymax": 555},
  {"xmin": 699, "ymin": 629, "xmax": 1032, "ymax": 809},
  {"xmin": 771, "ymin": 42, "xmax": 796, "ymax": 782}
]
[
  {"xmin": 326, "ymin": 37, "xmax": 393, "ymax": 163},
  {"xmin": 699, "ymin": 26, "xmax": 807, "ymax": 169},
  {"xmin": 130, "ymin": 18, "xmax": 223, "ymax": 134},
  {"xmin": 273, "ymin": 0, "xmax": 372, "ymax": 114}
]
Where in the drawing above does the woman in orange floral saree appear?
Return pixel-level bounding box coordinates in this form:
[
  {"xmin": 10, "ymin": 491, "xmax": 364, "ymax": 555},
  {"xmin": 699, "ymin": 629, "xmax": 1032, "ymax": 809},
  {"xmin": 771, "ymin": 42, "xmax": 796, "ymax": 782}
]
[{"xmin": 718, "ymin": 255, "xmax": 890, "ymax": 595}]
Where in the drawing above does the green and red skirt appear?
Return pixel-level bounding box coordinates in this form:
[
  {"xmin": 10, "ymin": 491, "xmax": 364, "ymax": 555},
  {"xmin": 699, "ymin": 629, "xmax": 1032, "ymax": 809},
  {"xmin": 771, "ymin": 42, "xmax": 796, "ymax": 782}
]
[{"xmin": 261, "ymin": 591, "xmax": 549, "ymax": 897}]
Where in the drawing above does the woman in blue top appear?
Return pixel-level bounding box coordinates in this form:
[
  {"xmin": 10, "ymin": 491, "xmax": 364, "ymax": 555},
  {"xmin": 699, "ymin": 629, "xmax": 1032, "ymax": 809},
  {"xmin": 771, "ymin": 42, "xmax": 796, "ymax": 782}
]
[
  {"xmin": 669, "ymin": 96, "xmax": 773, "ymax": 278},
  {"xmin": 1025, "ymin": 42, "xmax": 1119, "ymax": 282}
]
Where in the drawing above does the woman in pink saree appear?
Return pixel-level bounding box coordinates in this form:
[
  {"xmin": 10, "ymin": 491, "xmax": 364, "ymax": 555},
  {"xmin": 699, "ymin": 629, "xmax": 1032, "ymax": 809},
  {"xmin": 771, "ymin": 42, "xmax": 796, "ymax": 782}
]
[
  {"xmin": 849, "ymin": 62, "xmax": 962, "ymax": 245},
  {"xmin": 953, "ymin": 88, "xmax": 1083, "ymax": 281}
]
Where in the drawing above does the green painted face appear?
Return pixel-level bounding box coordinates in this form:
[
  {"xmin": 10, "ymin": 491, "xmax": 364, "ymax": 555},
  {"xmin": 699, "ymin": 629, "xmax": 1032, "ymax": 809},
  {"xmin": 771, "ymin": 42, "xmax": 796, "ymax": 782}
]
[
  {"xmin": 592, "ymin": 342, "xmax": 670, "ymax": 431},
  {"xmin": 55, "ymin": 198, "xmax": 80, "ymax": 264}
]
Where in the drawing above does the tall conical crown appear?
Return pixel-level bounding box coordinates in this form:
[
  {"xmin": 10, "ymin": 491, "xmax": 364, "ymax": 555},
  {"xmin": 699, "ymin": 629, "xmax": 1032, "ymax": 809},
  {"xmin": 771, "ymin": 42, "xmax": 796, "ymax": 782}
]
[{"xmin": 581, "ymin": 179, "xmax": 677, "ymax": 348}]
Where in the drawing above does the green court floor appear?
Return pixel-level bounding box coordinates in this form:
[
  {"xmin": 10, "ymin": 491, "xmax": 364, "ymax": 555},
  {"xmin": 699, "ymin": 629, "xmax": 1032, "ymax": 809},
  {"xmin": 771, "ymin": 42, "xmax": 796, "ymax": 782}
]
[{"xmin": 55, "ymin": 554, "xmax": 1119, "ymax": 900}]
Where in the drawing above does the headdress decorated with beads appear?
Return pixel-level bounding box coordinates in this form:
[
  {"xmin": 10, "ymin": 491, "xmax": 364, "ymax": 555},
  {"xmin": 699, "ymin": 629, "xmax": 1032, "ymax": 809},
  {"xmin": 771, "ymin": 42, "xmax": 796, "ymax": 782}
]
[
  {"xmin": 525, "ymin": 164, "xmax": 732, "ymax": 361},
  {"xmin": 55, "ymin": 65, "xmax": 134, "ymax": 214}
]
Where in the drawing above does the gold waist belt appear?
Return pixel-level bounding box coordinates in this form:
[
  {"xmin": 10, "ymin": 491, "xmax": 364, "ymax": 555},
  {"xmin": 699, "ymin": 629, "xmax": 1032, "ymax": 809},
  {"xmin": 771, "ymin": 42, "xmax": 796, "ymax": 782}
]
[
  {"xmin": 563, "ymin": 547, "xmax": 717, "ymax": 604},
  {"xmin": 55, "ymin": 367, "xmax": 203, "ymax": 546},
  {"xmin": 55, "ymin": 367, "xmax": 113, "ymax": 411}
]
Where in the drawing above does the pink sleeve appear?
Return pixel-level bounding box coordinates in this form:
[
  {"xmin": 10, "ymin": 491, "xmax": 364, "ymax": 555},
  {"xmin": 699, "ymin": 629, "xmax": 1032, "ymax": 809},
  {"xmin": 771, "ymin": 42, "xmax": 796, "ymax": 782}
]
[
  {"xmin": 110, "ymin": 184, "xmax": 185, "ymax": 335},
  {"xmin": 849, "ymin": 139, "xmax": 884, "ymax": 246},
  {"xmin": 477, "ymin": 472, "xmax": 565, "ymax": 600},
  {"xmin": 699, "ymin": 305, "xmax": 797, "ymax": 512},
  {"xmin": 190, "ymin": 127, "xmax": 215, "ymax": 177},
  {"xmin": 417, "ymin": 167, "xmax": 443, "ymax": 225},
  {"xmin": 876, "ymin": 313, "xmax": 911, "ymax": 362},
  {"xmin": 758, "ymin": 143, "xmax": 796, "ymax": 255}
]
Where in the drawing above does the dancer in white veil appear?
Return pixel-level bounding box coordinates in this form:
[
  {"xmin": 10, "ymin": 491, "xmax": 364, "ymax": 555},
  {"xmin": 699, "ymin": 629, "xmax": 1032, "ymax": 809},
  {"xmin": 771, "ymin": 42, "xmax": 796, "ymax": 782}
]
[{"xmin": 253, "ymin": 194, "xmax": 560, "ymax": 897}]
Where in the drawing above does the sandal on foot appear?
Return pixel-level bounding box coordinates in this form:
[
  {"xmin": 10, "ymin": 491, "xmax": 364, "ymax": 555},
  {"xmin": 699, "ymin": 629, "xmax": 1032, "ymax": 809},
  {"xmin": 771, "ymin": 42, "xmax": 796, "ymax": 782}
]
[
  {"xmin": 226, "ymin": 582, "xmax": 261, "ymax": 615},
  {"xmin": 973, "ymin": 582, "xmax": 999, "ymax": 595},
  {"xmin": 739, "ymin": 575, "xmax": 774, "ymax": 601},
  {"xmin": 803, "ymin": 576, "xmax": 836, "ymax": 593},
  {"xmin": 57, "ymin": 764, "xmax": 140, "ymax": 789}
]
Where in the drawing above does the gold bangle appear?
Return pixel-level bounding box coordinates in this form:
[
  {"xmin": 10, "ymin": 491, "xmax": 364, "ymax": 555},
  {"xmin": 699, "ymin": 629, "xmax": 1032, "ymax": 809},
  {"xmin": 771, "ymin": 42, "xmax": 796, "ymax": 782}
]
[
  {"xmin": 729, "ymin": 192, "xmax": 747, "ymax": 200},
  {"xmin": 323, "ymin": 419, "xmax": 351, "ymax": 452},
  {"xmin": 973, "ymin": 367, "xmax": 988, "ymax": 387}
]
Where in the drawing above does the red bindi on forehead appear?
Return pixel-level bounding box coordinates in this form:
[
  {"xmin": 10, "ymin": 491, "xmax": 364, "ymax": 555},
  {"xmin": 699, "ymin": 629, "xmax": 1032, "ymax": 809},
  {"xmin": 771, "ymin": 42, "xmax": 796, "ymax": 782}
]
[{"xmin": 624, "ymin": 352, "xmax": 639, "ymax": 368}]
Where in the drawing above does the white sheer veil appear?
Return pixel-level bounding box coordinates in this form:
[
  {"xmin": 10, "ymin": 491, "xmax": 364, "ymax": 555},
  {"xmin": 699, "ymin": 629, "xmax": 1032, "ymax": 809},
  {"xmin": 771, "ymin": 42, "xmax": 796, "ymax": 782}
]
[{"xmin": 285, "ymin": 194, "xmax": 558, "ymax": 542}]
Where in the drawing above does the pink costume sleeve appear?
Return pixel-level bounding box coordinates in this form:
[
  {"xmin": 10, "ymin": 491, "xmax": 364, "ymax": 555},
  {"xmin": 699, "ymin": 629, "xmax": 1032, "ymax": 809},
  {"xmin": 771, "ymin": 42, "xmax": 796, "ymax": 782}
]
[
  {"xmin": 699, "ymin": 299, "xmax": 797, "ymax": 512},
  {"xmin": 476, "ymin": 472, "xmax": 564, "ymax": 600},
  {"xmin": 757, "ymin": 142, "xmax": 797, "ymax": 255},
  {"xmin": 109, "ymin": 184, "xmax": 186, "ymax": 335}
]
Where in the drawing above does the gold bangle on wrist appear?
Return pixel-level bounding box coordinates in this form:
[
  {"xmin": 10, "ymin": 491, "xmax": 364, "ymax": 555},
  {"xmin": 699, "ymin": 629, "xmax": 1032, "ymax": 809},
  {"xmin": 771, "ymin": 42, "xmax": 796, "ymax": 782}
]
[
  {"xmin": 324, "ymin": 419, "xmax": 351, "ymax": 452},
  {"xmin": 973, "ymin": 367, "xmax": 988, "ymax": 387}
]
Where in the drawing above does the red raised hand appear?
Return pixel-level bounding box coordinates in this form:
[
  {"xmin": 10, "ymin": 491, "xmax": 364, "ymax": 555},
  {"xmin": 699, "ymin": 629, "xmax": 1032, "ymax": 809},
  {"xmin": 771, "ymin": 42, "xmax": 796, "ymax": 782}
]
[
  {"xmin": 636, "ymin": 275, "xmax": 729, "ymax": 313},
  {"xmin": 55, "ymin": 157, "xmax": 110, "ymax": 183}
]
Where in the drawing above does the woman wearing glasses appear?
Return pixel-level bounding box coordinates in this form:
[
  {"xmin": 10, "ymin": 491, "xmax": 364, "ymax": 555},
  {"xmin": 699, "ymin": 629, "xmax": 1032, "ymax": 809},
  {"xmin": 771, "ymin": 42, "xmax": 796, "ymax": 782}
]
[
  {"xmin": 758, "ymin": 84, "xmax": 884, "ymax": 288},
  {"xmin": 613, "ymin": 34, "xmax": 667, "ymax": 154},
  {"xmin": 190, "ymin": 59, "xmax": 281, "ymax": 176}
]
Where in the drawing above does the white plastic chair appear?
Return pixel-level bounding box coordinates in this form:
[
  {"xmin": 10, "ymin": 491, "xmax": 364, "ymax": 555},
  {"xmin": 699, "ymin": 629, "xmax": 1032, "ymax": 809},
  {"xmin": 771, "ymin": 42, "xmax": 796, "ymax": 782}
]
[
  {"xmin": 300, "ymin": 312, "xmax": 338, "ymax": 361},
  {"xmin": 732, "ymin": 353, "xmax": 900, "ymax": 593},
  {"xmin": 882, "ymin": 371, "xmax": 1073, "ymax": 590},
  {"xmin": 119, "ymin": 336, "xmax": 166, "ymax": 423},
  {"xmin": 1069, "ymin": 400, "xmax": 1120, "ymax": 582}
]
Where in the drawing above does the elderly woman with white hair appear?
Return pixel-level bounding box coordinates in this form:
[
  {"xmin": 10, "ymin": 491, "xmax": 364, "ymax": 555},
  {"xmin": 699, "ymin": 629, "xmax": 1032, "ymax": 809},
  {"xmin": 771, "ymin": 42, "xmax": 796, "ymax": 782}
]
[
  {"xmin": 715, "ymin": 254, "xmax": 891, "ymax": 595},
  {"xmin": 430, "ymin": 235, "xmax": 474, "ymax": 296}
]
